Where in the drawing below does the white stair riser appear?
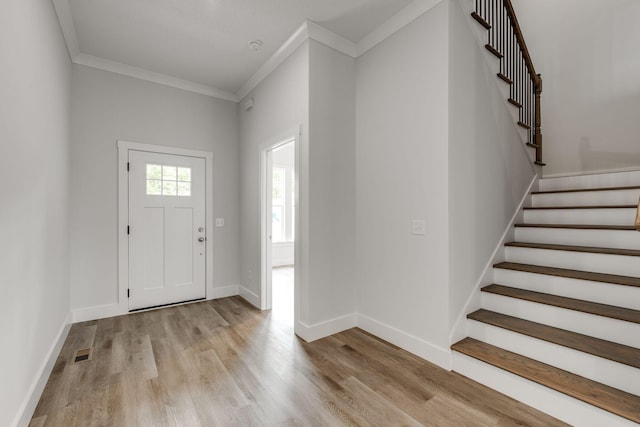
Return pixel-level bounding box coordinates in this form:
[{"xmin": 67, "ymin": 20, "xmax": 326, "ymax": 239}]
[
  {"xmin": 539, "ymin": 171, "xmax": 640, "ymax": 192},
  {"xmin": 493, "ymin": 268, "xmax": 640, "ymax": 311},
  {"xmin": 523, "ymin": 208, "xmax": 636, "ymax": 226},
  {"xmin": 531, "ymin": 189, "xmax": 640, "ymax": 207},
  {"xmin": 467, "ymin": 320, "xmax": 640, "ymax": 396},
  {"xmin": 515, "ymin": 227, "xmax": 640, "ymax": 250},
  {"xmin": 504, "ymin": 246, "xmax": 640, "ymax": 277},
  {"xmin": 452, "ymin": 352, "xmax": 638, "ymax": 427},
  {"xmin": 481, "ymin": 292, "xmax": 640, "ymax": 348}
]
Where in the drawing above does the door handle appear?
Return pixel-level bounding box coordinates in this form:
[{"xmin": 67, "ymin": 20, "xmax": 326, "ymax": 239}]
[{"xmin": 198, "ymin": 237, "xmax": 206, "ymax": 242}]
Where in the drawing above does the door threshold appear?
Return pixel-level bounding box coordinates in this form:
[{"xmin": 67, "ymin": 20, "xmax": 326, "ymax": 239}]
[{"xmin": 129, "ymin": 297, "xmax": 206, "ymax": 313}]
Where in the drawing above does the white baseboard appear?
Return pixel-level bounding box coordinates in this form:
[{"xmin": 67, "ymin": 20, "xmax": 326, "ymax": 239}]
[
  {"xmin": 356, "ymin": 313, "xmax": 452, "ymax": 370},
  {"xmin": 13, "ymin": 311, "xmax": 72, "ymax": 427},
  {"xmin": 72, "ymin": 303, "xmax": 123, "ymax": 323},
  {"xmin": 239, "ymin": 286, "xmax": 260, "ymax": 308},
  {"xmin": 208, "ymin": 285, "xmax": 239, "ymax": 300},
  {"xmin": 295, "ymin": 313, "xmax": 357, "ymax": 343}
]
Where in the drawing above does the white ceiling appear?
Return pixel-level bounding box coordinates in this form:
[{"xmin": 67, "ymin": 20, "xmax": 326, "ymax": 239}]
[{"xmin": 59, "ymin": 0, "xmax": 416, "ymax": 100}]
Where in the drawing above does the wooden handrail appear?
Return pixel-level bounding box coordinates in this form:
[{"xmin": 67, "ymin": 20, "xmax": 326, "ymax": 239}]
[
  {"xmin": 503, "ymin": 0, "xmax": 541, "ymax": 89},
  {"xmin": 472, "ymin": 0, "xmax": 544, "ymax": 165}
]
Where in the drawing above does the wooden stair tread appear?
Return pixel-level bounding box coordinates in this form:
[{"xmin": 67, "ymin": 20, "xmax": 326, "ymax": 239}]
[
  {"xmin": 533, "ymin": 185, "xmax": 640, "ymax": 195},
  {"xmin": 471, "ymin": 12, "xmax": 491, "ymax": 29},
  {"xmin": 515, "ymin": 223, "xmax": 636, "ymax": 231},
  {"xmin": 493, "ymin": 262, "xmax": 640, "ymax": 288},
  {"xmin": 482, "ymin": 284, "xmax": 640, "ymax": 324},
  {"xmin": 451, "ymin": 338, "xmax": 640, "ymax": 423},
  {"xmin": 505, "ymin": 241, "xmax": 640, "ymax": 257},
  {"xmin": 468, "ymin": 309, "xmax": 640, "ymax": 368},
  {"xmin": 508, "ymin": 98, "xmax": 522, "ymax": 108},
  {"xmin": 524, "ymin": 205, "xmax": 636, "ymax": 210},
  {"xmin": 497, "ymin": 73, "xmax": 512, "ymax": 85},
  {"xmin": 485, "ymin": 44, "xmax": 503, "ymax": 59}
]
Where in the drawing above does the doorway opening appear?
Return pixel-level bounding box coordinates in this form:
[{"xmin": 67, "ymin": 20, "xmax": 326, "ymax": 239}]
[{"xmin": 261, "ymin": 137, "xmax": 296, "ymax": 328}]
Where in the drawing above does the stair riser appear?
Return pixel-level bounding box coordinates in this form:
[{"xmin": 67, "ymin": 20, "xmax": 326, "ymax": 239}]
[
  {"xmin": 515, "ymin": 227, "xmax": 640, "ymax": 250},
  {"xmin": 467, "ymin": 320, "xmax": 640, "ymax": 395},
  {"xmin": 504, "ymin": 246, "xmax": 640, "ymax": 277},
  {"xmin": 539, "ymin": 171, "xmax": 640, "ymax": 192},
  {"xmin": 481, "ymin": 292, "xmax": 640, "ymax": 348},
  {"xmin": 452, "ymin": 352, "xmax": 638, "ymax": 427},
  {"xmin": 493, "ymin": 268, "xmax": 640, "ymax": 310},
  {"xmin": 523, "ymin": 208, "xmax": 636, "ymax": 226},
  {"xmin": 531, "ymin": 189, "xmax": 640, "ymax": 207}
]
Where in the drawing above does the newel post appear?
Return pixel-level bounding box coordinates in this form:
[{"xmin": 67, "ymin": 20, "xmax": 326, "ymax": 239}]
[{"xmin": 534, "ymin": 74, "xmax": 543, "ymax": 165}]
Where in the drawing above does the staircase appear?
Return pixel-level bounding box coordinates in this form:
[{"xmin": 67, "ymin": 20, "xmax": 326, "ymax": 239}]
[{"xmin": 451, "ymin": 171, "xmax": 640, "ymax": 426}]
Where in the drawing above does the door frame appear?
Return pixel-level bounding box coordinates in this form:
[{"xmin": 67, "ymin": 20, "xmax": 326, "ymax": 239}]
[
  {"xmin": 259, "ymin": 127, "xmax": 299, "ymax": 311},
  {"xmin": 117, "ymin": 140, "xmax": 214, "ymax": 313}
]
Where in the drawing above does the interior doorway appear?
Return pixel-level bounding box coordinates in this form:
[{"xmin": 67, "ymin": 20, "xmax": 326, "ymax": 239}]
[{"xmin": 261, "ymin": 137, "xmax": 296, "ymax": 326}]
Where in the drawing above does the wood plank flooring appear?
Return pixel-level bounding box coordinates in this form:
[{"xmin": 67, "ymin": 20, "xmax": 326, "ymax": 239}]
[{"xmin": 30, "ymin": 296, "xmax": 568, "ymax": 426}]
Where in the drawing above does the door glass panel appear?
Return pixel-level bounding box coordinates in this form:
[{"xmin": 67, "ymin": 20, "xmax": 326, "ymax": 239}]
[
  {"xmin": 147, "ymin": 179, "xmax": 162, "ymax": 195},
  {"xmin": 162, "ymin": 180, "xmax": 177, "ymax": 196},
  {"xmin": 146, "ymin": 163, "xmax": 192, "ymax": 197}
]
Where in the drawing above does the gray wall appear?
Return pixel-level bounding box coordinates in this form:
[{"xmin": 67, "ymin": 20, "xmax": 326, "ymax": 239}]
[
  {"xmin": 307, "ymin": 40, "xmax": 357, "ymax": 325},
  {"xmin": 355, "ymin": 2, "xmax": 451, "ymax": 356},
  {"xmin": 448, "ymin": 0, "xmax": 537, "ymax": 339},
  {"xmin": 238, "ymin": 42, "xmax": 310, "ymax": 314},
  {"xmin": 70, "ymin": 65, "xmax": 240, "ymax": 311},
  {"xmin": 0, "ymin": 0, "xmax": 72, "ymax": 425},
  {"xmin": 513, "ymin": 0, "xmax": 640, "ymax": 176}
]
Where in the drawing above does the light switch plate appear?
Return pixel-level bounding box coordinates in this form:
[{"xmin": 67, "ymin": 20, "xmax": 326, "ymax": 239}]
[
  {"xmin": 412, "ymin": 220, "xmax": 426, "ymax": 235},
  {"xmin": 216, "ymin": 218, "xmax": 225, "ymax": 227}
]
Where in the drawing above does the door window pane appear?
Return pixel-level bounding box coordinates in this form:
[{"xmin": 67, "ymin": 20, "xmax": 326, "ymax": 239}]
[{"xmin": 146, "ymin": 164, "xmax": 192, "ymax": 197}]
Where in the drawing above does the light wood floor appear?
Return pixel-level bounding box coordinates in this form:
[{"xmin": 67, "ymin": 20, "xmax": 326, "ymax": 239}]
[{"xmin": 31, "ymin": 292, "xmax": 567, "ymax": 425}]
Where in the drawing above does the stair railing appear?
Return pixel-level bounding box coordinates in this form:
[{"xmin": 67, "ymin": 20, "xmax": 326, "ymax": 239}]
[{"xmin": 472, "ymin": 0, "xmax": 544, "ymax": 166}]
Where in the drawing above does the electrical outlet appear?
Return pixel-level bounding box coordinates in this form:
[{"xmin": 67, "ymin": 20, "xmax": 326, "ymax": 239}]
[
  {"xmin": 411, "ymin": 220, "xmax": 426, "ymax": 236},
  {"xmin": 216, "ymin": 218, "xmax": 224, "ymax": 227}
]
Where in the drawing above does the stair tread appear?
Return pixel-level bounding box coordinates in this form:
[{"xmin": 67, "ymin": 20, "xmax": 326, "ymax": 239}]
[
  {"xmin": 482, "ymin": 284, "xmax": 640, "ymax": 324},
  {"xmin": 524, "ymin": 205, "xmax": 637, "ymax": 210},
  {"xmin": 533, "ymin": 185, "xmax": 640, "ymax": 195},
  {"xmin": 468, "ymin": 309, "xmax": 640, "ymax": 368},
  {"xmin": 515, "ymin": 223, "xmax": 636, "ymax": 230},
  {"xmin": 494, "ymin": 262, "xmax": 640, "ymax": 288},
  {"xmin": 451, "ymin": 337, "xmax": 640, "ymax": 423},
  {"xmin": 471, "ymin": 12, "xmax": 491, "ymax": 30},
  {"xmin": 505, "ymin": 241, "xmax": 640, "ymax": 257}
]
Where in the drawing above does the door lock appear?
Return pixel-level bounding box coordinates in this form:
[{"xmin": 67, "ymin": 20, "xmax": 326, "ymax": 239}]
[{"xmin": 198, "ymin": 237, "xmax": 206, "ymax": 242}]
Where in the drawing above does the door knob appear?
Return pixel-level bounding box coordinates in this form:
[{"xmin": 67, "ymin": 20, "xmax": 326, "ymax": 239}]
[{"xmin": 198, "ymin": 237, "xmax": 205, "ymax": 242}]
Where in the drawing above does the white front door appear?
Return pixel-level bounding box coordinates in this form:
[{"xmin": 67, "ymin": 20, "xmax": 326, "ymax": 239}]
[{"xmin": 128, "ymin": 150, "xmax": 206, "ymax": 310}]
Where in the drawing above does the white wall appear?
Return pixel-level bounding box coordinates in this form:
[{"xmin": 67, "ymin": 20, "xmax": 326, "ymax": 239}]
[
  {"xmin": 512, "ymin": 0, "xmax": 640, "ymax": 176},
  {"xmin": 308, "ymin": 40, "xmax": 357, "ymax": 325},
  {"xmin": 0, "ymin": 0, "xmax": 72, "ymax": 425},
  {"xmin": 238, "ymin": 42, "xmax": 310, "ymax": 314},
  {"xmin": 70, "ymin": 65, "xmax": 240, "ymax": 311},
  {"xmin": 448, "ymin": 0, "xmax": 537, "ymax": 338},
  {"xmin": 355, "ymin": 2, "xmax": 451, "ymax": 356}
]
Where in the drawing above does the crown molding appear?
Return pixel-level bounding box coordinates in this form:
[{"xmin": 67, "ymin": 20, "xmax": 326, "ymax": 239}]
[
  {"xmin": 305, "ymin": 21, "xmax": 358, "ymax": 58},
  {"xmin": 357, "ymin": 0, "xmax": 444, "ymax": 56},
  {"xmin": 51, "ymin": 0, "xmax": 79, "ymax": 58},
  {"xmin": 51, "ymin": 0, "xmax": 444, "ymax": 103},
  {"xmin": 73, "ymin": 54, "xmax": 238, "ymax": 102},
  {"xmin": 236, "ymin": 20, "xmax": 358, "ymax": 101},
  {"xmin": 236, "ymin": 22, "xmax": 309, "ymax": 101}
]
